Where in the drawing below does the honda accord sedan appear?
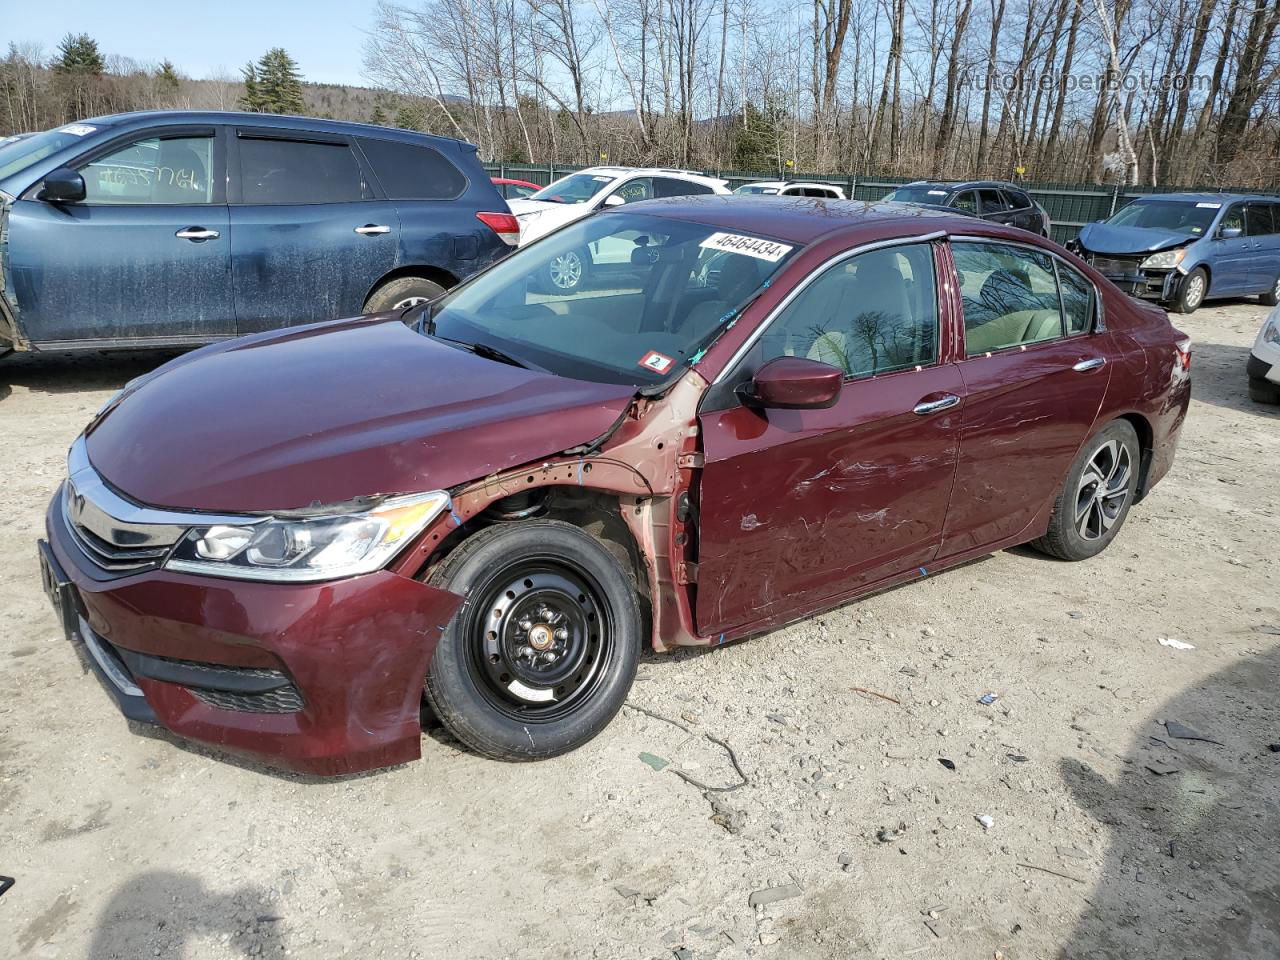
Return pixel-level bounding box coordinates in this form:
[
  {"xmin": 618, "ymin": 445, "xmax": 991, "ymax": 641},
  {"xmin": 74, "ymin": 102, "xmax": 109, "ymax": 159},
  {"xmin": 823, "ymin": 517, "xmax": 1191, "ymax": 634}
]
[{"xmin": 38, "ymin": 197, "xmax": 1191, "ymax": 774}]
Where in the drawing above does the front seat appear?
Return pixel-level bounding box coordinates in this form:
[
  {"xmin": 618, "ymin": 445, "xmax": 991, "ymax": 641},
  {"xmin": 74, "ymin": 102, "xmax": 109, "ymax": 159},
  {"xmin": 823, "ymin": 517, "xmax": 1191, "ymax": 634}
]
[
  {"xmin": 807, "ymin": 257, "xmax": 913, "ymax": 375},
  {"xmin": 153, "ymin": 141, "xmax": 207, "ymax": 202},
  {"xmin": 681, "ymin": 255, "xmax": 762, "ymax": 339}
]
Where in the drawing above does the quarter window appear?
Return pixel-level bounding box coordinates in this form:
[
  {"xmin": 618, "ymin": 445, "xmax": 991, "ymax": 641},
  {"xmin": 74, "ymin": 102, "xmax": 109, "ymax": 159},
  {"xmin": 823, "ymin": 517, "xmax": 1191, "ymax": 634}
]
[
  {"xmin": 760, "ymin": 243, "xmax": 939, "ymax": 378},
  {"xmin": 79, "ymin": 135, "xmax": 214, "ymax": 204},
  {"xmin": 238, "ymin": 136, "xmax": 368, "ymax": 204},
  {"xmin": 954, "ymin": 241, "xmax": 1064, "ymax": 355},
  {"xmin": 358, "ymin": 137, "xmax": 466, "ymax": 200},
  {"xmin": 1057, "ymin": 261, "xmax": 1096, "ymax": 335}
]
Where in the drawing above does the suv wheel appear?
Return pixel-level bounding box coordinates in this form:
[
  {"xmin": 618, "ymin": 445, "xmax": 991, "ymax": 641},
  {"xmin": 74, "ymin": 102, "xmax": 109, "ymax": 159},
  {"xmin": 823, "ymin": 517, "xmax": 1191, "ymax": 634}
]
[
  {"xmin": 1031, "ymin": 420, "xmax": 1140, "ymax": 561},
  {"xmin": 425, "ymin": 520, "xmax": 642, "ymax": 760},
  {"xmin": 364, "ymin": 276, "xmax": 447, "ymax": 314},
  {"xmin": 1173, "ymin": 267, "xmax": 1207, "ymax": 314}
]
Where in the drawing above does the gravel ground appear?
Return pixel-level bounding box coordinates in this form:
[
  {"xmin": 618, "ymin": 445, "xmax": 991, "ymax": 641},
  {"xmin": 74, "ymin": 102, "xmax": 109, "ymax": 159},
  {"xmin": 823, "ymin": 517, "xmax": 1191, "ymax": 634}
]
[{"xmin": 2, "ymin": 300, "xmax": 1278, "ymax": 960}]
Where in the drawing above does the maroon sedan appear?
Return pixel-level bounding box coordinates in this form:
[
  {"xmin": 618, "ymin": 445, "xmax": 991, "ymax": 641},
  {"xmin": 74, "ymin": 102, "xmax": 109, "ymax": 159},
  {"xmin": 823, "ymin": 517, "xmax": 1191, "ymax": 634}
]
[{"xmin": 38, "ymin": 197, "xmax": 1191, "ymax": 774}]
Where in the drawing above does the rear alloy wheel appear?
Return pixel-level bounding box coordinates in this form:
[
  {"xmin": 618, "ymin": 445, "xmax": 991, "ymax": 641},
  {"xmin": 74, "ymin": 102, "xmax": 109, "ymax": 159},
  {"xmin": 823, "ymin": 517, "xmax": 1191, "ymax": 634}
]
[
  {"xmin": 542, "ymin": 248, "xmax": 590, "ymax": 293},
  {"xmin": 425, "ymin": 519, "xmax": 641, "ymax": 760},
  {"xmin": 363, "ymin": 276, "xmax": 447, "ymax": 314},
  {"xmin": 1260, "ymin": 274, "xmax": 1280, "ymax": 307},
  {"xmin": 1032, "ymin": 420, "xmax": 1140, "ymax": 561},
  {"xmin": 1173, "ymin": 267, "xmax": 1207, "ymax": 314}
]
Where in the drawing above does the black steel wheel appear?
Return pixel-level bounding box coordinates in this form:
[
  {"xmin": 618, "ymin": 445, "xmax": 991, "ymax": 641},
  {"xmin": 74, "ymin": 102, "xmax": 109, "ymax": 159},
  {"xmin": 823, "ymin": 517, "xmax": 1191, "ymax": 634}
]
[{"xmin": 426, "ymin": 519, "xmax": 641, "ymax": 760}]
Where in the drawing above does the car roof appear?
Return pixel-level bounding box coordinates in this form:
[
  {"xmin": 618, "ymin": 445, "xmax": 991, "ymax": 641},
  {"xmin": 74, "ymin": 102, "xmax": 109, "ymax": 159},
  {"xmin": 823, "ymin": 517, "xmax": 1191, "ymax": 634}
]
[
  {"xmin": 575, "ymin": 165, "xmax": 726, "ymax": 186},
  {"xmin": 740, "ymin": 181, "xmax": 842, "ymax": 190},
  {"xmin": 900, "ymin": 179, "xmax": 1030, "ymax": 192},
  {"xmin": 1128, "ymin": 191, "xmax": 1272, "ymax": 203},
  {"xmin": 616, "ymin": 195, "xmax": 972, "ymax": 245},
  {"xmin": 79, "ymin": 109, "xmax": 470, "ymax": 149}
]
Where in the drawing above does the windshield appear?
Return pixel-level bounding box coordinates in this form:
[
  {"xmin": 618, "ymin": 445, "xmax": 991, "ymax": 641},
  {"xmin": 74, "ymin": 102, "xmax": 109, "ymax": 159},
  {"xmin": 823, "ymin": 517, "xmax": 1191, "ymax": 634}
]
[
  {"xmin": 424, "ymin": 212, "xmax": 798, "ymax": 386},
  {"xmin": 0, "ymin": 126, "xmax": 101, "ymax": 183},
  {"xmin": 735, "ymin": 184, "xmax": 780, "ymax": 195},
  {"xmin": 529, "ymin": 172, "xmax": 616, "ymax": 204},
  {"xmin": 883, "ymin": 186, "xmax": 952, "ymax": 204},
  {"xmin": 1106, "ymin": 199, "xmax": 1220, "ymax": 236}
]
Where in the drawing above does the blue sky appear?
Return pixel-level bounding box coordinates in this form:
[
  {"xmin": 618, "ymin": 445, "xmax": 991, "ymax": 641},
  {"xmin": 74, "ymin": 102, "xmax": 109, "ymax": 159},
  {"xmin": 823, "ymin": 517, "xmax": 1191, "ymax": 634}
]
[{"xmin": 6, "ymin": 0, "xmax": 381, "ymax": 87}]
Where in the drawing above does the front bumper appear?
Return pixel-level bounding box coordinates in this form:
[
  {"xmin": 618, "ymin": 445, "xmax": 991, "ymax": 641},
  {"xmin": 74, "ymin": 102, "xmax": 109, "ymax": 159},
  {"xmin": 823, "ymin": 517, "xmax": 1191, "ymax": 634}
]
[
  {"xmin": 1084, "ymin": 254, "xmax": 1178, "ymax": 301},
  {"xmin": 42, "ymin": 490, "xmax": 465, "ymax": 776}
]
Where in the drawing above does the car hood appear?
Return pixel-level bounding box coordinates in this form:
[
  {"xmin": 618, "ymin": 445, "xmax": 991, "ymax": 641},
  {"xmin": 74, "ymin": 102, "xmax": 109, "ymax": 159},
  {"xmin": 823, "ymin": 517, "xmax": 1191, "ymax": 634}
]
[
  {"xmin": 85, "ymin": 316, "xmax": 636, "ymax": 513},
  {"xmin": 1078, "ymin": 222, "xmax": 1195, "ymax": 255}
]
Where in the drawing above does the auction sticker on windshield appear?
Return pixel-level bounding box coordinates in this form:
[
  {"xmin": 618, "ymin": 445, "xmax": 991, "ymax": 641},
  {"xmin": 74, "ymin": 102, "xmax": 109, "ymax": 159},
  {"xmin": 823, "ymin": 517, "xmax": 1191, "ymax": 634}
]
[
  {"xmin": 699, "ymin": 232, "xmax": 793, "ymax": 262},
  {"xmin": 638, "ymin": 350, "xmax": 675, "ymax": 374}
]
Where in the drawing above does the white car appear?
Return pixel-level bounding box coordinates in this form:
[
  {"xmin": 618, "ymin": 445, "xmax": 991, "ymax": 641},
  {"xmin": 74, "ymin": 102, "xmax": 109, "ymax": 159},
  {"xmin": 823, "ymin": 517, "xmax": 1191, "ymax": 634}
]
[
  {"xmin": 509, "ymin": 167, "xmax": 730, "ymax": 291},
  {"xmin": 1248, "ymin": 307, "xmax": 1280, "ymax": 404},
  {"xmin": 733, "ymin": 180, "xmax": 847, "ymax": 200}
]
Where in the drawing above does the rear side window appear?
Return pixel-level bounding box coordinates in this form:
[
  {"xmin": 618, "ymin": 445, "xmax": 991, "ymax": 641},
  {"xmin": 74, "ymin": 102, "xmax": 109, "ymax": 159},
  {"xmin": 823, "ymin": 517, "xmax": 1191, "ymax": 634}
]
[
  {"xmin": 653, "ymin": 177, "xmax": 713, "ymax": 198},
  {"xmin": 954, "ymin": 241, "xmax": 1064, "ymax": 355},
  {"xmin": 1246, "ymin": 203, "xmax": 1276, "ymax": 237},
  {"xmin": 239, "ymin": 136, "xmax": 368, "ymax": 204},
  {"xmin": 978, "ymin": 189, "xmax": 1009, "ymax": 213},
  {"xmin": 359, "ymin": 138, "xmax": 466, "ymax": 200}
]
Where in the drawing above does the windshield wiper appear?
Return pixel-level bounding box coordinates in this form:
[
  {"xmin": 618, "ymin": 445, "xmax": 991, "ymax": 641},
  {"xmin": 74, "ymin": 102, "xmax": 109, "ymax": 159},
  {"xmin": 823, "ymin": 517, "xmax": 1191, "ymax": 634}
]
[{"xmin": 463, "ymin": 340, "xmax": 531, "ymax": 369}]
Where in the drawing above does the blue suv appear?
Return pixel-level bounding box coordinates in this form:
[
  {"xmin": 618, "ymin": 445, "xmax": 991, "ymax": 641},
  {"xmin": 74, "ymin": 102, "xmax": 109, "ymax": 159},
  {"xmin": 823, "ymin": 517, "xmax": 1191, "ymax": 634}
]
[
  {"xmin": 0, "ymin": 111, "xmax": 517, "ymax": 353},
  {"xmin": 1070, "ymin": 192, "xmax": 1280, "ymax": 314}
]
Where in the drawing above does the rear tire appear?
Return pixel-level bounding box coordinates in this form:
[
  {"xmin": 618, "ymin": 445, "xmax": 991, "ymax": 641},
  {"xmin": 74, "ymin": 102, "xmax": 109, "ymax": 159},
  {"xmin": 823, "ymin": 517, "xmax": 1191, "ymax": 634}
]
[
  {"xmin": 1249, "ymin": 377, "xmax": 1280, "ymax": 404},
  {"xmin": 425, "ymin": 520, "xmax": 641, "ymax": 760},
  {"xmin": 1031, "ymin": 420, "xmax": 1140, "ymax": 561},
  {"xmin": 1172, "ymin": 267, "xmax": 1207, "ymax": 314},
  {"xmin": 1260, "ymin": 274, "xmax": 1280, "ymax": 307},
  {"xmin": 364, "ymin": 276, "xmax": 447, "ymax": 314}
]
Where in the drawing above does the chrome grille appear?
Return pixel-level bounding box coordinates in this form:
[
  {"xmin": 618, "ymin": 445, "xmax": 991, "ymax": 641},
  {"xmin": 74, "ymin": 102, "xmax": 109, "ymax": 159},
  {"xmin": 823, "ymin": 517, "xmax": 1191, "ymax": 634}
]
[
  {"xmin": 1089, "ymin": 255, "xmax": 1144, "ymax": 276},
  {"xmin": 61, "ymin": 436, "xmax": 248, "ymax": 574}
]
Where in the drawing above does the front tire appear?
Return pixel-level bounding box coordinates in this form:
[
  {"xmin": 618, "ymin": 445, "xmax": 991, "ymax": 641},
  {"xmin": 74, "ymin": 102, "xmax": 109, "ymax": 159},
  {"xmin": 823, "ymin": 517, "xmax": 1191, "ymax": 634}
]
[
  {"xmin": 540, "ymin": 248, "xmax": 591, "ymax": 294},
  {"xmin": 1249, "ymin": 377, "xmax": 1280, "ymax": 404},
  {"xmin": 1031, "ymin": 420, "xmax": 1140, "ymax": 561},
  {"xmin": 425, "ymin": 520, "xmax": 641, "ymax": 760},
  {"xmin": 1172, "ymin": 267, "xmax": 1207, "ymax": 314}
]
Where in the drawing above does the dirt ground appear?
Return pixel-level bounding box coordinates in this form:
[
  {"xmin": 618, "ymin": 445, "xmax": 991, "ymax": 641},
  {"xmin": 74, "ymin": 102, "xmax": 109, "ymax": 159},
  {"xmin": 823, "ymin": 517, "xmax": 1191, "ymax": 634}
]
[{"xmin": 2, "ymin": 300, "xmax": 1278, "ymax": 960}]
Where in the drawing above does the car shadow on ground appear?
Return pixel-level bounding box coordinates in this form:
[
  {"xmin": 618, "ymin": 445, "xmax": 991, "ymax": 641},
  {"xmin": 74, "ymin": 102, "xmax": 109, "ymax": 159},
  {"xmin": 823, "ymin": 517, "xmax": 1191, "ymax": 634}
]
[
  {"xmin": 0, "ymin": 350, "xmax": 181, "ymax": 403},
  {"xmin": 1057, "ymin": 643, "xmax": 1280, "ymax": 959},
  {"xmin": 74, "ymin": 870, "xmax": 286, "ymax": 959},
  {"xmin": 1188, "ymin": 340, "xmax": 1280, "ymax": 418}
]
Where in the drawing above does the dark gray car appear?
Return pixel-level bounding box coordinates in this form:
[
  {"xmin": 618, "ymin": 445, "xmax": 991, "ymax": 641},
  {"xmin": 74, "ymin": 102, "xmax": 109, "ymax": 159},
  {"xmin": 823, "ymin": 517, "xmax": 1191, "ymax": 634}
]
[{"xmin": 883, "ymin": 180, "xmax": 1051, "ymax": 237}]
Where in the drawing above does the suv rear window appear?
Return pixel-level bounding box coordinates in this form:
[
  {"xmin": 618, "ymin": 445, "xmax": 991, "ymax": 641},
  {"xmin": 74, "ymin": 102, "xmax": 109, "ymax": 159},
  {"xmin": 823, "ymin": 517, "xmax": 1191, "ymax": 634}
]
[
  {"xmin": 239, "ymin": 136, "xmax": 368, "ymax": 204},
  {"xmin": 358, "ymin": 138, "xmax": 467, "ymax": 200}
]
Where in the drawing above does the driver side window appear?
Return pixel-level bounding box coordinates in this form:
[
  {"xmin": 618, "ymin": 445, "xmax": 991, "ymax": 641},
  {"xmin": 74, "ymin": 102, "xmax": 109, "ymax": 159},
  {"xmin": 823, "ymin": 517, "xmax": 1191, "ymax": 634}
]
[
  {"xmin": 759, "ymin": 243, "xmax": 939, "ymax": 379},
  {"xmin": 607, "ymin": 177, "xmax": 654, "ymax": 205},
  {"xmin": 79, "ymin": 135, "xmax": 215, "ymax": 204}
]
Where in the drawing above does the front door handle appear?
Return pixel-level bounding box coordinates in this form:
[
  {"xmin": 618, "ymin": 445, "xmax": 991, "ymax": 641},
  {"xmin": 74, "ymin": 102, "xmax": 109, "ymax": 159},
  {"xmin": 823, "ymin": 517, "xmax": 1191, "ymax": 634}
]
[
  {"xmin": 175, "ymin": 227, "xmax": 219, "ymax": 241},
  {"xmin": 1072, "ymin": 357, "xmax": 1107, "ymax": 372},
  {"xmin": 354, "ymin": 224, "xmax": 391, "ymax": 235},
  {"xmin": 913, "ymin": 393, "xmax": 961, "ymax": 416}
]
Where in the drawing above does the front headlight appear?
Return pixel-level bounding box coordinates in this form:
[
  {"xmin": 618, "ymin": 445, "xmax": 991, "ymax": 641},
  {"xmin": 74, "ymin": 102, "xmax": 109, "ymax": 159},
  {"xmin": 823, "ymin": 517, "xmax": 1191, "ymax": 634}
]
[
  {"xmin": 1264, "ymin": 319, "xmax": 1280, "ymax": 345},
  {"xmin": 165, "ymin": 490, "xmax": 450, "ymax": 582},
  {"xmin": 1140, "ymin": 249, "xmax": 1186, "ymax": 270}
]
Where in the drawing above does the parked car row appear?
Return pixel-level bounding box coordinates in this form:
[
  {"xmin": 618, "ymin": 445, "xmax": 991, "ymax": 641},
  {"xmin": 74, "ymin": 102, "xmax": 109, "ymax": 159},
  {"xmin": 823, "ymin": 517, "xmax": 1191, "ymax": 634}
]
[{"xmin": 31, "ymin": 121, "xmax": 1193, "ymax": 772}]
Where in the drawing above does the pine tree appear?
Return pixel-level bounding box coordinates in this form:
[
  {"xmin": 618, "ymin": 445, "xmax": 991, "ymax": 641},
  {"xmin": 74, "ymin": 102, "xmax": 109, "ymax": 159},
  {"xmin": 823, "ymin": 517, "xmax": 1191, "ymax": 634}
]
[
  {"xmin": 394, "ymin": 104, "xmax": 425, "ymax": 131},
  {"xmin": 54, "ymin": 34, "xmax": 105, "ymax": 75},
  {"xmin": 155, "ymin": 59, "xmax": 181, "ymax": 92},
  {"xmin": 370, "ymin": 104, "xmax": 388, "ymax": 126},
  {"xmin": 239, "ymin": 62, "xmax": 264, "ymax": 111},
  {"xmin": 239, "ymin": 48, "xmax": 304, "ymax": 114}
]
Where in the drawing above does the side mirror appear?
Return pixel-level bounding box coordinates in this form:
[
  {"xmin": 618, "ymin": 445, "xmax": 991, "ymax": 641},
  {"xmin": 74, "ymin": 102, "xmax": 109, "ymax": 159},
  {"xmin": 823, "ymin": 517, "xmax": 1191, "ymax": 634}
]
[
  {"xmin": 39, "ymin": 167, "xmax": 86, "ymax": 203},
  {"xmin": 603, "ymin": 194, "xmax": 625, "ymax": 207},
  {"xmin": 739, "ymin": 357, "xmax": 842, "ymax": 410},
  {"xmin": 1219, "ymin": 225, "xmax": 1242, "ymax": 240}
]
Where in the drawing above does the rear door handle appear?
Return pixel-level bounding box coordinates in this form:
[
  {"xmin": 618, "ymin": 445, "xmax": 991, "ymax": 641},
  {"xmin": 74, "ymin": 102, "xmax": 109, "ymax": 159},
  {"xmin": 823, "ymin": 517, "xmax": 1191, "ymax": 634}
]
[
  {"xmin": 175, "ymin": 227, "xmax": 219, "ymax": 241},
  {"xmin": 1072, "ymin": 357, "xmax": 1107, "ymax": 372},
  {"xmin": 354, "ymin": 224, "xmax": 391, "ymax": 235},
  {"xmin": 913, "ymin": 394, "xmax": 961, "ymax": 416}
]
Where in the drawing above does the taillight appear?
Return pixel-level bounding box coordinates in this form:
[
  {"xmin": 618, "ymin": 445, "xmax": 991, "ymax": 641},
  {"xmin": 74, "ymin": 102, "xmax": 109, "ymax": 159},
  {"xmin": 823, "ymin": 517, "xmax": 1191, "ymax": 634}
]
[
  {"xmin": 1174, "ymin": 336, "xmax": 1192, "ymax": 372},
  {"xmin": 476, "ymin": 211, "xmax": 519, "ymax": 246}
]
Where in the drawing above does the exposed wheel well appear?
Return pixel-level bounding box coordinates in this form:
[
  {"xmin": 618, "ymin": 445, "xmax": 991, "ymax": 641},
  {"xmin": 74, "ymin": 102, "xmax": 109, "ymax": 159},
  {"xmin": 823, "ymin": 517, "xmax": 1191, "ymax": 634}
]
[
  {"xmin": 1116, "ymin": 412, "xmax": 1155, "ymax": 500},
  {"xmin": 420, "ymin": 487, "xmax": 648, "ymax": 603},
  {"xmin": 363, "ymin": 265, "xmax": 460, "ymax": 309}
]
